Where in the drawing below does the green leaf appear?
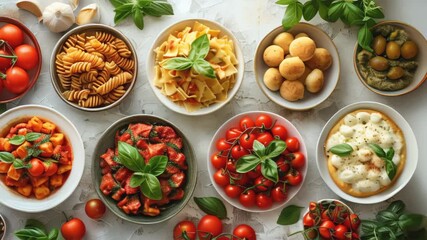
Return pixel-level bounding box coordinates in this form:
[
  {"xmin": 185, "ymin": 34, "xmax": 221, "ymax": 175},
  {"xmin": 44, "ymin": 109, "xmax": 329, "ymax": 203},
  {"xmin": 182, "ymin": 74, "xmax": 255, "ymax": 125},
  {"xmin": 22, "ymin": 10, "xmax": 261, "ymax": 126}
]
[
  {"xmin": 141, "ymin": 173, "xmax": 162, "ymax": 200},
  {"xmin": 318, "ymin": 0, "xmax": 331, "ymax": 21},
  {"xmin": 118, "ymin": 141, "xmax": 146, "ymax": 172},
  {"xmin": 376, "ymin": 210, "xmax": 398, "ymax": 223},
  {"xmin": 13, "ymin": 159, "xmax": 27, "ymax": 169},
  {"xmin": 15, "ymin": 227, "xmax": 48, "ymax": 240},
  {"xmin": 398, "ymin": 214, "xmax": 424, "ymax": 231},
  {"xmin": 386, "ymin": 148, "xmax": 395, "ymax": 160},
  {"xmin": 387, "ymin": 200, "xmax": 405, "ymax": 215},
  {"xmin": 130, "ymin": 173, "xmax": 145, "ymax": 188},
  {"xmin": 327, "ymin": 1, "xmax": 344, "ymax": 22},
  {"xmin": 385, "ymin": 159, "xmax": 397, "ymax": 180},
  {"xmin": 344, "ymin": 2, "xmax": 364, "ymax": 25},
  {"xmin": 192, "ymin": 59, "xmax": 216, "ymax": 78},
  {"xmin": 361, "ymin": 219, "xmax": 380, "ymax": 233},
  {"xmin": 266, "ymin": 139, "xmax": 287, "ymax": 158},
  {"xmin": 194, "ymin": 197, "xmax": 227, "ymax": 219},
  {"xmin": 277, "ymin": 205, "xmax": 304, "ymax": 225},
  {"xmin": 407, "ymin": 228, "xmax": 427, "ymax": 240},
  {"xmin": 147, "ymin": 155, "xmax": 168, "ymax": 176},
  {"xmin": 26, "ymin": 132, "xmax": 42, "ymax": 142},
  {"xmin": 261, "ymin": 159, "xmax": 279, "ymax": 183},
  {"xmin": 188, "ymin": 34, "xmax": 210, "ymax": 61},
  {"xmin": 162, "ymin": 57, "xmax": 193, "ymax": 70},
  {"xmin": 236, "ymin": 155, "xmax": 261, "ymax": 173},
  {"xmin": 282, "ymin": 2, "xmax": 303, "ymax": 30},
  {"xmin": 143, "ymin": 0, "xmax": 174, "ymax": 17},
  {"xmin": 253, "ymin": 140, "xmax": 266, "ymax": 156},
  {"xmin": 377, "ymin": 226, "xmax": 397, "ymax": 239},
  {"xmin": 368, "ymin": 143, "xmax": 385, "ymax": 157},
  {"xmin": 366, "ymin": 7, "xmax": 384, "ymax": 19},
  {"xmin": 114, "ymin": 3, "xmax": 134, "ymax": 24},
  {"xmin": 110, "ymin": 0, "xmax": 131, "ymax": 8},
  {"xmin": 25, "ymin": 219, "xmax": 47, "ymax": 233},
  {"xmin": 358, "ymin": 23, "xmax": 373, "ymax": 51},
  {"xmin": 276, "ymin": 0, "xmax": 297, "ymax": 5},
  {"xmin": 9, "ymin": 135, "xmax": 25, "ymax": 145},
  {"xmin": 303, "ymin": 1, "xmax": 318, "ymax": 21},
  {"xmin": 47, "ymin": 228, "xmax": 59, "ymax": 240},
  {"xmin": 329, "ymin": 143, "xmax": 353, "ymax": 157},
  {"xmin": 0, "ymin": 151, "xmax": 15, "ymax": 163},
  {"xmin": 132, "ymin": 8, "xmax": 145, "ymax": 30}
]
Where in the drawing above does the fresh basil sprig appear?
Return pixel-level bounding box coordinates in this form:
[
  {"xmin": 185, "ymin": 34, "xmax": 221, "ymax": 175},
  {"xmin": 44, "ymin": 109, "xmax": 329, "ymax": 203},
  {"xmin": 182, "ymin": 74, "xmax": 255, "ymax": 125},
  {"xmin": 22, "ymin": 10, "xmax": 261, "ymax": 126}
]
[
  {"xmin": 368, "ymin": 143, "xmax": 397, "ymax": 180},
  {"xmin": 0, "ymin": 152, "xmax": 30, "ymax": 169},
  {"xmin": 110, "ymin": 0, "xmax": 174, "ymax": 30},
  {"xmin": 277, "ymin": 205, "xmax": 304, "ymax": 225},
  {"xmin": 118, "ymin": 141, "xmax": 168, "ymax": 200},
  {"xmin": 329, "ymin": 143, "xmax": 353, "ymax": 157},
  {"xmin": 194, "ymin": 197, "xmax": 227, "ymax": 219},
  {"xmin": 162, "ymin": 34, "xmax": 216, "ymax": 79},
  {"xmin": 236, "ymin": 139, "xmax": 286, "ymax": 183},
  {"xmin": 8, "ymin": 132, "xmax": 42, "ymax": 145},
  {"xmin": 14, "ymin": 219, "xmax": 59, "ymax": 240}
]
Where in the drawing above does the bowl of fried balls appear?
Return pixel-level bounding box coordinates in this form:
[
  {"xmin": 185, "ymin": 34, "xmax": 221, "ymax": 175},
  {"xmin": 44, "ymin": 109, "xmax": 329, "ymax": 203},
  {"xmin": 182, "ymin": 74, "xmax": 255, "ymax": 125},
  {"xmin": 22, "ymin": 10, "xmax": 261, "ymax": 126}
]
[{"xmin": 254, "ymin": 23, "xmax": 340, "ymax": 110}]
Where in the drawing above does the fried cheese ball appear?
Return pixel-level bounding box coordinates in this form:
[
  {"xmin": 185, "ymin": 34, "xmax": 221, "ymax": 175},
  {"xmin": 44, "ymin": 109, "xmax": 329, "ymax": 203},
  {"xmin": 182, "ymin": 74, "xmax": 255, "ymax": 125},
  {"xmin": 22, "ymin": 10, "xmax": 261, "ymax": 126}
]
[
  {"xmin": 279, "ymin": 56, "xmax": 305, "ymax": 80},
  {"xmin": 280, "ymin": 80, "xmax": 304, "ymax": 101},
  {"xmin": 305, "ymin": 69, "xmax": 324, "ymax": 93},
  {"xmin": 289, "ymin": 36, "xmax": 316, "ymax": 61},
  {"xmin": 305, "ymin": 48, "xmax": 332, "ymax": 71},
  {"xmin": 296, "ymin": 66, "xmax": 312, "ymax": 83},
  {"xmin": 295, "ymin": 32, "xmax": 309, "ymax": 39},
  {"xmin": 263, "ymin": 45, "xmax": 285, "ymax": 67},
  {"xmin": 273, "ymin": 32, "xmax": 294, "ymax": 55},
  {"xmin": 263, "ymin": 68, "xmax": 284, "ymax": 91}
]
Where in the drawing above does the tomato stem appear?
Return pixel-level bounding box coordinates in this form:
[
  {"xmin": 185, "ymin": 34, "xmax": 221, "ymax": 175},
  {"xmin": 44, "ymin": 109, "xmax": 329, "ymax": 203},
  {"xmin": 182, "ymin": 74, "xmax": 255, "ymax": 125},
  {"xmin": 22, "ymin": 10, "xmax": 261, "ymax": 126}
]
[
  {"xmin": 0, "ymin": 72, "xmax": 6, "ymax": 79},
  {"xmin": 0, "ymin": 40, "xmax": 18, "ymax": 65}
]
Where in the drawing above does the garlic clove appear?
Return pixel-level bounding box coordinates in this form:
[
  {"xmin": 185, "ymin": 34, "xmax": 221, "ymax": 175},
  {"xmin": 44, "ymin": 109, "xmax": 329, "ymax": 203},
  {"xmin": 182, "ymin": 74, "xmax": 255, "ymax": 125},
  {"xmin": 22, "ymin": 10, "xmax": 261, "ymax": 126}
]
[
  {"xmin": 68, "ymin": 0, "xmax": 79, "ymax": 11},
  {"xmin": 16, "ymin": 0, "xmax": 43, "ymax": 22},
  {"xmin": 76, "ymin": 3, "xmax": 100, "ymax": 25}
]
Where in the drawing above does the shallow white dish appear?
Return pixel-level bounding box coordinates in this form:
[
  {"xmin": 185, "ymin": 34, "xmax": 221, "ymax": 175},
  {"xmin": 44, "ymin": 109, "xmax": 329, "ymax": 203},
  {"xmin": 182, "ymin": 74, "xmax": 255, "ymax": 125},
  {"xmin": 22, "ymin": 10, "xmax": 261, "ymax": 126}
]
[
  {"xmin": 146, "ymin": 18, "xmax": 244, "ymax": 116},
  {"xmin": 207, "ymin": 111, "xmax": 308, "ymax": 212},
  {"xmin": 0, "ymin": 105, "xmax": 85, "ymax": 212},
  {"xmin": 254, "ymin": 23, "xmax": 340, "ymax": 111},
  {"xmin": 316, "ymin": 101, "xmax": 418, "ymax": 204}
]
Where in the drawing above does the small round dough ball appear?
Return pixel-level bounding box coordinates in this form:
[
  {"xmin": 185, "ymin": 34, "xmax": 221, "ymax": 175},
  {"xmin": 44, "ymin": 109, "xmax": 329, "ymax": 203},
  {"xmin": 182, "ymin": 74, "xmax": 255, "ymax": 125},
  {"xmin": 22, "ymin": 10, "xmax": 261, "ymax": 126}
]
[
  {"xmin": 305, "ymin": 48, "xmax": 332, "ymax": 71},
  {"xmin": 284, "ymin": 54, "xmax": 292, "ymax": 59},
  {"xmin": 279, "ymin": 57, "xmax": 305, "ymax": 80},
  {"xmin": 263, "ymin": 45, "xmax": 285, "ymax": 67},
  {"xmin": 289, "ymin": 37, "xmax": 316, "ymax": 61},
  {"xmin": 273, "ymin": 32, "xmax": 294, "ymax": 54},
  {"xmin": 280, "ymin": 80, "xmax": 305, "ymax": 101},
  {"xmin": 295, "ymin": 32, "xmax": 309, "ymax": 39},
  {"xmin": 304, "ymin": 69, "xmax": 324, "ymax": 93},
  {"xmin": 263, "ymin": 68, "xmax": 283, "ymax": 91},
  {"xmin": 296, "ymin": 66, "xmax": 312, "ymax": 83}
]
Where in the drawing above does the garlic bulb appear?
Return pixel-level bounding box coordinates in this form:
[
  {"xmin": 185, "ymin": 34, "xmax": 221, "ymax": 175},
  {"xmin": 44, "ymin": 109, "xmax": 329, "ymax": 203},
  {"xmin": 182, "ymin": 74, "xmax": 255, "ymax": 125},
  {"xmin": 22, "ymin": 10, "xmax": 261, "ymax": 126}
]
[
  {"xmin": 68, "ymin": 0, "xmax": 79, "ymax": 11},
  {"xmin": 76, "ymin": 3, "xmax": 100, "ymax": 25},
  {"xmin": 43, "ymin": 2, "xmax": 75, "ymax": 33},
  {"xmin": 16, "ymin": 0, "xmax": 43, "ymax": 22}
]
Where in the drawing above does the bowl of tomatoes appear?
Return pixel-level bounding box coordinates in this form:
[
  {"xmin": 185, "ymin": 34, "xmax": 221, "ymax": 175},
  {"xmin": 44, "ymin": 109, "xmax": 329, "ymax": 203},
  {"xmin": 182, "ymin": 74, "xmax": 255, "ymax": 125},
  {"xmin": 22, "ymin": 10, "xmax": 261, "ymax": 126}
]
[
  {"xmin": 0, "ymin": 17, "xmax": 42, "ymax": 104},
  {"xmin": 208, "ymin": 111, "xmax": 307, "ymax": 212}
]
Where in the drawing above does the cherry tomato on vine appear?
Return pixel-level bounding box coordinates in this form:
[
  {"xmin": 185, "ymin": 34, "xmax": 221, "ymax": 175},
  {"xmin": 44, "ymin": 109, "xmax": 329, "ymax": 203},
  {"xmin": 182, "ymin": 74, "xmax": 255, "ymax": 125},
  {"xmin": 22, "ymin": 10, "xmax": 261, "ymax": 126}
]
[
  {"xmin": 321, "ymin": 209, "xmax": 332, "ymax": 222},
  {"xmin": 43, "ymin": 161, "xmax": 58, "ymax": 177},
  {"xmin": 85, "ymin": 199, "xmax": 106, "ymax": 220},
  {"xmin": 0, "ymin": 80, "xmax": 2, "ymax": 92},
  {"xmin": 0, "ymin": 24, "xmax": 24, "ymax": 48},
  {"xmin": 254, "ymin": 176, "xmax": 273, "ymax": 191},
  {"xmin": 276, "ymin": 158, "xmax": 290, "ymax": 173},
  {"xmin": 197, "ymin": 215, "xmax": 223, "ymax": 239},
  {"xmin": 225, "ymin": 184, "xmax": 243, "ymax": 198},
  {"xmin": 285, "ymin": 137, "xmax": 300, "ymax": 152},
  {"xmin": 233, "ymin": 172, "xmax": 250, "ymax": 186},
  {"xmin": 231, "ymin": 145, "xmax": 249, "ymax": 160},
  {"xmin": 334, "ymin": 224, "xmax": 348, "ymax": 240},
  {"xmin": 239, "ymin": 116, "xmax": 255, "ymax": 130},
  {"xmin": 216, "ymin": 138, "xmax": 231, "ymax": 151},
  {"xmin": 271, "ymin": 184, "xmax": 287, "ymax": 203},
  {"xmin": 226, "ymin": 161, "xmax": 237, "ymax": 173},
  {"xmin": 173, "ymin": 220, "xmax": 196, "ymax": 240},
  {"xmin": 28, "ymin": 158, "xmax": 44, "ymax": 177},
  {"xmin": 271, "ymin": 124, "xmax": 288, "ymax": 140},
  {"xmin": 211, "ymin": 153, "xmax": 227, "ymax": 169},
  {"xmin": 255, "ymin": 193, "xmax": 273, "ymax": 209},
  {"xmin": 0, "ymin": 49, "xmax": 12, "ymax": 70},
  {"xmin": 303, "ymin": 212, "xmax": 315, "ymax": 227},
  {"xmin": 239, "ymin": 190, "xmax": 256, "ymax": 207},
  {"xmin": 256, "ymin": 132, "xmax": 274, "ymax": 146},
  {"xmin": 232, "ymin": 224, "xmax": 256, "ymax": 240},
  {"xmin": 285, "ymin": 170, "xmax": 303, "ymax": 186},
  {"xmin": 255, "ymin": 114, "xmax": 273, "ymax": 129},
  {"xmin": 3, "ymin": 66, "xmax": 29, "ymax": 94},
  {"xmin": 239, "ymin": 133, "xmax": 256, "ymax": 149},
  {"xmin": 213, "ymin": 169, "xmax": 230, "ymax": 187},
  {"xmin": 319, "ymin": 220, "xmax": 335, "ymax": 238},
  {"xmin": 14, "ymin": 44, "xmax": 38, "ymax": 70},
  {"xmin": 290, "ymin": 152, "xmax": 305, "ymax": 169},
  {"xmin": 247, "ymin": 164, "xmax": 261, "ymax": 179},
  {"xmin": 226, "ymin": 128, "xmax": 242, "ymax": 141},
  {"xmin": 344, "ymin": 213, "xmax": 361, "ymax": 231},
  {"xmin": 61, "ymin": 217, "xmax": 86, "ymax": 240}
]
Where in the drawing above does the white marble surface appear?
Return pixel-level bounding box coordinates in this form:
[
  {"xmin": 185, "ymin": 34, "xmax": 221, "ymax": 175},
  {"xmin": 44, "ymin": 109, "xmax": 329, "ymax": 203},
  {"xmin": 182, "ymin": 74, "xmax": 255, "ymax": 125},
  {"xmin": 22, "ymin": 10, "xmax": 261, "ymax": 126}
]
[{"xmin": 0, "ymin": 0, "xmax": 426, "ymax": 239}]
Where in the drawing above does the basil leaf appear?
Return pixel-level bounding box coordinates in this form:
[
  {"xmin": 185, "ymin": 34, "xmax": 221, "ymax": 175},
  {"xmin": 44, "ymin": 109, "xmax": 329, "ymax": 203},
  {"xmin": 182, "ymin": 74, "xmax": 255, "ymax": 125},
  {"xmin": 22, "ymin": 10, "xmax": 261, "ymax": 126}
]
[
  {"xmin": 236, "ymin": 155, "xmax": 261, "ymax": 173},
  {"xmin": 366, "ymin": 7, "xmax": 384, "ymax": 19},
  {"xmin": 25, "ymin": 219, "xmax": 47, "ymax": 233},
  {"xmin": 47, "ymin": 228, "xmax": 59, "ymax": 240},
  {"xmin": 344, "ymin": 2, "xmax": 364, "ymax": 25},
  {"xmin": 386, "ymin": 148, "xmax": 395, "ymax": 160},
  {"xmin": 327, "ymin": 1, "xmax": 344, "ymax": 22},
  {"xmin": 13, "ymin": 159, "xmax": 27, "ymax": 169},
  {"xmin": 143, "ymin": 0, "xmax": 174, "ymax": 17},
  {"xmin": 385, "ymin": 159, "xmax": 397, "ymax": 180},
  {"xmin": 9, "ymin": 135, "xmax": 25, "ymax": 145},
  {"xmin": 194, "ymin": 197, "xmax": 227, "ymax": 219},
  {"xmin": 140, "ymin": 173, "xmax": 162, "ymax": 200},
  {"xmin": 147, "ymin": 155, "xmax": 168, "ymax": 176},
  {"xmin": 0, "ymin": 152, "xmax": 15, "ymax": 163},
  {"xmin": 162, "ymin": 57, "xmax": 193, "ymax": 70},
  {"xmin": 276, "ymin": 0, "xmax": 296, "ymax": 5},
  {"xmin": 398, "ymin": 214, "xmax": 424, "ymax": 231},
  {"xmin": 192, "ymin": 59, "xmax": 216, "ymax": 78},
  {"xmin": 110, "ymin": 0, "xmax": 131, "ymax": 8},
  {"xmin": 118, "ymin": 141, "xmax": 146, "ymax": 172},
  {"xmin": 266, "ymin": 139, "xmax": 286, "ymax": 158},
  {"xmin": 15, "ymin": 227, "xmax": 48, "ymax": 239},
  {"xmin": 282, "ymin": 2, "xmax": 303, "ymax": 30},
  {"xmin": 329, "ymin": 143, "xmax": 353, "ymax": 157},
  {"xmin": 368, "ymin": 143, "xmax": 385, "ymax": 158},
  {"xmin": 302, "ymin": 1, "xmax": 317, "ymax": 21},
  {"xmin": 114, "ymin": 4, "xmax": 134, "ymax": 24},
  {"xmin": 277, "ymin": 205, "xmax": 303, "ymax": 225},
  {"xmin": 188, "ymin": 34, "xmax": 210, "ymax": 61},
  {"xmin": 130, "ymin": 173, "xmax": 145, "ymax": 188},
  {"xmin": 253, "ymin": 140, "xmax": 266, "ymax": 156},
  {"xmin": 26, "ymin": 132, "xmax": 42, "ymax": 142},
  {"xmin": 362, "ymin": 219, "xmax": 380, "ymax": 233},
  {"xmin": 261, "ymin": 158, "xmax": 279, "ymax": 183},
  {"xmin": 387, "ymin": 200, "xmax": 405, "ymax": 215},
  {"xmin": 132, "ymin": 7, "xmax": 145, "ymax": 30},
  {"xmin": 376, "ymin": 210, "xmax": 398, "ymax": 223},
  {"xmin": 358, "ymin": 22, "xmax": 373, "ymax": 52},
  {"xmin": 318, "ymin": 0, "xmax": 331, "ymax": 21}
]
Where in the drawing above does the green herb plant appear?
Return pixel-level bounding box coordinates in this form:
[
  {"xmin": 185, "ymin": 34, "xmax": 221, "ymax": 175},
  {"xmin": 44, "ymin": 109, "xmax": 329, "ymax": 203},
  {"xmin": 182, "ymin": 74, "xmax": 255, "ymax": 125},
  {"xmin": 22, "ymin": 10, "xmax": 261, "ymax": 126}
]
[
  {"xmin": 118, "ymin": 141, "xmax": 168, "ymax": 200},
  {"xmin": 193, "ymin": 196, "xmax": 227, "ymax": 219},
  {"xmin": 110, "ymin": 0, "xmax": 174, "ymax": 30},
  {"xmin": 368, "ymin": 143, "xmax": 396, "ymax": 180},
  {"xmin": 276, "ymin": 0, "xmax": 385, "ymax": 51},
  {"xmin": 162, "ymin": 34, "xmax": 216, "ymax": 79},
  {"xmin": 14, "ymin": 219, "xmax": 59, "ymax": 240}
]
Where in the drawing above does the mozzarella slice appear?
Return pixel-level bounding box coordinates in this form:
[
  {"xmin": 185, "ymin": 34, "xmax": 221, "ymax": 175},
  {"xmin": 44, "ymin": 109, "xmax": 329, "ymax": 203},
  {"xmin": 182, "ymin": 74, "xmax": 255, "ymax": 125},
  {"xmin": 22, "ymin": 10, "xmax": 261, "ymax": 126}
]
[
  {"xmin": 331, "ymin": 155, "xmax": 344, "ymax": 168},
  {"xmin": 354, "ymin": 179, "xmax": 380, "ymax": 193},
  {"xmin": 344, "ymin": 114, "xmax": 357, "ymax": 126},
  {"xmin": 357, "ymin": 148, "xmax": 373, "ymax": 162},
  {"xmin": 339, "ymin": 125, "xmax": 354, "ymax": 137},
  {"xmin": 356, "ymin": 112, "xmax": 370, "ymax": 124},
  {"xmin": 370, "ymin": 113, "xmax": 382, "ymax": 123}
]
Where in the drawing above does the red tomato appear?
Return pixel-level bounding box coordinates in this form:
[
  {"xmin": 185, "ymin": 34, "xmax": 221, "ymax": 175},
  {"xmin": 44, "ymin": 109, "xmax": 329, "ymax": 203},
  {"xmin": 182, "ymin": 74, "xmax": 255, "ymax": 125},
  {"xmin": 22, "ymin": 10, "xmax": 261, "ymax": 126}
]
[
  {"xmin": 3, "ymin": 66, "xmax": 29, "ymax": 94},
  {"xmin": 232, "ymin": 224, "xmax": 256, "ymax": 240},
  {"xmin": 255, "ymin": 193, "xmax": 273, "ymax": 209},
  {"xmin": 173, "ymin": 220, "xmax": 196, "ymax": 240},
  {"xmin": 0, "ymin": 24, "xmax": 24, "ymax": 48},
  {"xmin": 0, "ymin": 49, "xmax": 12, "ymax": 70},
  {"xmin": 276, "ymin": 158, "xmax": 290, "ymax": 173},
  {"xmin": 211, "ymin": 153, "xmax": 227, "ymax": 169},
  {"xmin": 344, "ymin": 213, "xmax": 361, "ymax": 231},
  {"xmin": 226, "ymin": 128, "xmax": 242, "ymax": 141},
  {"xmin": 14, "ymin": 44, "xmax": 38, "ymax": 70},
  {"xmin": 197, "ymin": 215, "xmax": 223, "ymax": 239},
  {"xmin": 271, "ymin": 184, "xmax": 287, "ymax": 202},
  {"xmin": 28, "ymin": 158, "xmax": 44, "ymax": 176},
  {"xmin": 239, "ymin": 116, "xmax": 255, "ymax": 130},
  {"xmin": 239, "ymin": 190, "xmax": 256, "ymax": 207},
  {"xmin": 225, "ymin": 184, "xmax": 243, "ymax": 198},
  {"xmin": 256, "ymin": 132, "xmax": 274, "ymax": 146},
  {"xmin": 254, "ymin": 176, "xmax": 273, "ymax": 191},
  {"xmin": 290, "ymin": 152, "xmax": 305, "ymax": 169},
  {"xmin": 255, "ymin": 114, "xmax": 273, "ymax": 129},
  {"xmin": 239, "ymin": 133, "xmax": 256, "ymax": 149},
  {"xmin": 271, "ymin": 124, "xmax": 288, "ymax": 140},
  {"xmin": 285, "ymin": 170, "xmax": 303, "ymax": 186},
  {"xmin": 216, "ymin": 138, "xmax": 231, "ymax": 151},
  {"xmin": 285, "ymin": 137, "xmax": 300, "ymax": 152},
  {"xmin": 43, "ymin": 161, "xmax": 58, "ymax": 177},
  {"xmin": 61, "ymin": 218, "xmax": 86, "ymax": 240},
  {"xmin": 226, "ymin": 161, "xmax": 237, "ymax": 173},
  {"xmin": 321, "ymin": 209, "xmax": 332, "ymax": 222},
  {"xmin": 303, "ymin": 212, "xmax": 315, "ymax": 227},
  {"xmin": 247, "ymin": 164, "xmax": 261, "ymax": 179},
  {"xmin": 85, "ymin": 199, "xmax": 106, "ymax": 220},
  {"xmin": 233, "ymin": 172, "xmax": 250, "ymax": 186},
  {"xmin": 334, "ymin": 224, "xmax": 348, "ymax": 240},
  {"xmin": 213, "ymin": 169, "xmax": 230, "ymax": 187},
  {"xmin": 0, "ymin": 80, "xmax": 2, "ymax": 92},
  {"xmin": 319, "ymin": 220, "xmax": 335, "ymax": 238},
  {"xmin": 231, "ymin": 145, "xmax": 249, "ymax": 160}
]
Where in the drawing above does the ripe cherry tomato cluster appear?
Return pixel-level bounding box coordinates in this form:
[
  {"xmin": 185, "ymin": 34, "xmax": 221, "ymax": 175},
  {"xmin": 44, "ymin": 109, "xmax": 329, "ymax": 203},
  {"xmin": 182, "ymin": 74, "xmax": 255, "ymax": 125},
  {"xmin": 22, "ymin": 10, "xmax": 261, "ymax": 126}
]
[
  {"xmin": 173, "ymin": 215, "xmax": 256, "ymax": 240},
  {"xmin": 0, "ymin": 23, "xmax": 39, "ymax": 95},
  {"xmin": 302, "ymin": 201, "xmax": 360, "ymax": 240},
  {"xmin": 212, "ymin": 114, "xmax": 305, "ymax": 209}
]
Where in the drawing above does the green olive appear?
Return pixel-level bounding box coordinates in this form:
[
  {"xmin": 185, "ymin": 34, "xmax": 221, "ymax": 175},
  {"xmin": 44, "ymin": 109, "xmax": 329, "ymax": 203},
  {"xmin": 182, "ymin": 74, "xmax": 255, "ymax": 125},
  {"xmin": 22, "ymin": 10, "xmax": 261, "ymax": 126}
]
[
  {"xmin": 372, "ymin": 35, "xmax": 386, "ymax": 55},
  {"xmin": 386, "ymin": 41, "xmax": 401, "ymax": 60},
  {"xmin": 369, "ymin": 56, "xmax": 389, "ymax": 71},
  {"xmin": 387, "ymin": 66, "xmax": 405, "ymax": 80},
  {"xmin": 401, "ymin": 41, "xmax": 418, "ymax": 59}
]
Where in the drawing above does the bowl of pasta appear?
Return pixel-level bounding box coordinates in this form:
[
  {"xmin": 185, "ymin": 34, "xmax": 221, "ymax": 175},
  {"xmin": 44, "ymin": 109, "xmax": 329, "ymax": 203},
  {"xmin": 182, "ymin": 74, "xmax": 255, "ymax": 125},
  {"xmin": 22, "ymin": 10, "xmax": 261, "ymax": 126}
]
[
  {"xmin": 50, "ymin": 24, "xmax": 138, "ymax": 111},
  {"xmin": 0, "ymin": 104, "xmax": 85, "ymax": 212},
  {"xmin": 146, "ymin": 19, "xmax": 244, "ymax": 116}
]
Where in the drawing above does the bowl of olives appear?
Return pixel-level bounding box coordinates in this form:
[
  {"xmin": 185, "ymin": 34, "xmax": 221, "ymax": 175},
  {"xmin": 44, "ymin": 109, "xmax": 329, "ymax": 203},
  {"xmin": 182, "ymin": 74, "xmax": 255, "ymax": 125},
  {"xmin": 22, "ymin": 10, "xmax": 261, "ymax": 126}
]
[{"xmin": 354, "ymin": 21, "xmax": 427, "ymax": 96}]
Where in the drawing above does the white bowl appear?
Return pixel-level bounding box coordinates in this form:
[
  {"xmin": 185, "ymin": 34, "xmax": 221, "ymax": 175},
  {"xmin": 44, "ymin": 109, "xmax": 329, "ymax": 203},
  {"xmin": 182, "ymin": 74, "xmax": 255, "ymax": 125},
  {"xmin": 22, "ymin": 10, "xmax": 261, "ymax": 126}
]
[
  {"xmin": 254, "ymin": 23, "xmax": 340, "ymax": 110},
  {"xmin": 146, "ymin": 18, "xmax": 244, "ymax": 116},
  {"xmin": 316, "ymin": 101, "xmax": 418, "ymax": 204},
  {"xmin": 0, "ymin": 105, "xmax": 85, "ymax": 212},
  {"xmin": 207, "ymin": 111, "xmax": 308, "ymax": 212}
]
